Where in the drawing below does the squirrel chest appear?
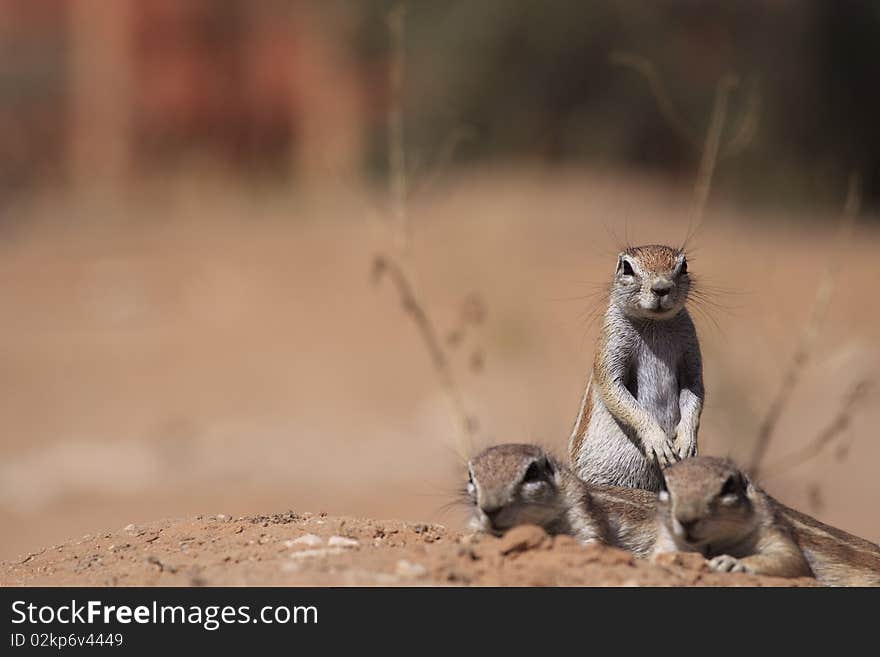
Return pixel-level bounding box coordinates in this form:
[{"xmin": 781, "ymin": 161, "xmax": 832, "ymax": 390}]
[{"xmin": 623, "ymin": 325, "xmax": 684, "ymax": 434}]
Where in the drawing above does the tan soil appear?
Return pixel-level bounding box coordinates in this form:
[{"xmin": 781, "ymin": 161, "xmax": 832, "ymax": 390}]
[
  {"xmin": 0, "ymin": 512, "xmax": 817, "ymax": 587},
  {"xmin": 1, "ymin": 170, "xmax": 877, "ymax": 574}
]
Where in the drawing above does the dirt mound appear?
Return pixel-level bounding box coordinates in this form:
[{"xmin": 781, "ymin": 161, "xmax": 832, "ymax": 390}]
[{"xmin": 1, "ymin": 512, "xmax": 817, "ymax": 587}]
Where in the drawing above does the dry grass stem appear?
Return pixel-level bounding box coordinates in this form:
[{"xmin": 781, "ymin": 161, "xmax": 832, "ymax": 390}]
[
  {"xmin": 372, "ymin": 256, "xmax": 476, "ymax": 456},
  {"xmin": 722, "ymin": 79, "xmax": 761, "ymax": 157},
  {"xmin": 611, "ymin": 52, "xmax": 746, "ymax": 241},
  {"xmin": 610, "ymin": 52, "xmax": 698, "ymax": 147},
  {"xmin": 761, "ymin": 378, "xmax": 872, "ymax": 478},
  {"xmin": 413, "ymin": 126, "xmax": 476, "ymax": 198},
  {"xmin": 748, "ymin": 174, "xmax": 862, "ymax": 477},
  {"xmin": 685, "ymin": 74, "xmax": 738, "ymax": 241},
  {"xmin": 372, "ymin": 3, "xmax": 477, "ymax": 458},
  {"xmin": 387, "ymin": 3, "xmax": 409, "ymax": 255}
]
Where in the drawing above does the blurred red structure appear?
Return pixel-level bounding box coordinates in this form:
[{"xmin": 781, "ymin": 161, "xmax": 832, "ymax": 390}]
[{"xmin": 0, "ymin": 0, "xmax": 369, "ymax": 191}]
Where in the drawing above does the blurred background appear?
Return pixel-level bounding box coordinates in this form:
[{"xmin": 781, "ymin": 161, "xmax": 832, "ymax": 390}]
[{"xmin": 1, "ymin": 0, "xmax": 879, "ymax": 560}]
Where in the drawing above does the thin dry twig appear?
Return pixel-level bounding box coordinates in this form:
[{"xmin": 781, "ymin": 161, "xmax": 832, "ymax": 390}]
[
  {"xmin": 412, "ymin": 125, "xmax": 477, "ymax": 198},
  {"xmin": 611, "ymin": 52, "xmax": 759, "ymax": 161},
  {"xmin": 373, "ymin": 3, "xmax": 477, "ymax": 458},
  {"xmin": 372, "ymin": 256, "xmax": 476, "ymax": 454},
  {"xmin": 748, "ymin": 174, "xmax": 862, "ymax": 478},
  {"xmin": 687, "ymin": 74, "xmax": 738, "ymax": 239},
  {"xmin": 723, "ymin": 78, "xmax": 761, "ymax": 157},
  {"xmin": 387, "ymin": 3, "xmax": 409, "ymax": 254},
  {"xmin": 610, "ymin": 52, "xmax": 698, "ymax": 148},
  {"xmin": 760, "ymin": 378, "xmax": 872, "ymax": 478},
  {"xmin": 611, "ymin": 52, "xmax": 747, "ymax": 242}
]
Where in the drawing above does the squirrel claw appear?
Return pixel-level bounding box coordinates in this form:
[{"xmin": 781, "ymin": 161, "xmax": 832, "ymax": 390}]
[{"xmin": 709, "ymin": 555, "xmax": 752, "ymax": 574}]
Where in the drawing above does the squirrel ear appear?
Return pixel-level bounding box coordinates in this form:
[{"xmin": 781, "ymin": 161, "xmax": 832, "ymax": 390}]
[
  {"xmin": 720, "ymin": 474, "xmax": 739, "ymax": 496},
  {"xmin": 721, "ymin": 473, "xmax": 748, "ymax": 496}
]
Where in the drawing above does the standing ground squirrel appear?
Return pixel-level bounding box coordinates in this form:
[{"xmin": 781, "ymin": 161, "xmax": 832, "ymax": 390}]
[
  {"xmin": 466, "ymin": 443, "xmax": 657, "ymax": 556},
  {"xmin": 569, "ymin": 244, "xmax": 703, "ymax": 491},
  {"xmin": 654, "ymin": 457, "xmax": 880, "ymax": 586}
]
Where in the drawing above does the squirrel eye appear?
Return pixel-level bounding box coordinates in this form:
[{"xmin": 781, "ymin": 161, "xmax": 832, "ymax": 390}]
[
  {"xmin": 620, "ymin": 260, "xmax": 635, "ymax": 276},
  {"xmin": 523, "ymin": 462, "xmax": 544, "ymax": 483}
]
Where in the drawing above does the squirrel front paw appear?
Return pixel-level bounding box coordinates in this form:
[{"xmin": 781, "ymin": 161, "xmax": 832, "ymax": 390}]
[
  {"xmin": 708, "ymin": 555, "xmax": 754, "ymax": 574},
  {"xmin": 673, "ymin": 426, "xmax": 698, "ymax": 459},
  {"xmin": 645, "ymin": 430, "xmax": 680, "ymax": 468}
]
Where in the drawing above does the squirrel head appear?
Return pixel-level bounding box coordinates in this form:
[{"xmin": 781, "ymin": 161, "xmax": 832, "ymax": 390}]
[
  {"xmin": 658, "ymin": 457, "xmax": 759, "ymax": 553},
  {"xmin": 466, "ymin": 444, "xmax": 564, "ymax": 535},
  {"xmin": 612, "ymin": 245, "xmax": 690, "ymax": 320}
]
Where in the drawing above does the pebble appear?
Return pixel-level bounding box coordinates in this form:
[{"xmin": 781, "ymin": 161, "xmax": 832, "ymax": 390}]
[
  {"xmin": 498, "ymin": 525, "xmax": 548, "ymax": 555},
  {"xmin": 285, "ymin": 534, "xmax": 323, "ymax": 548},
  {"xmin": 288, "ymin": 548, "xmax": 345, "ymax": 560},
  {"xmin": 395, "ymin": 560, "xmax": 427, "ymax": 578},
  {"xmin": 328, "ymin": 536, "xmax": 359, "ymax": 548},
  {"xmin": 651, "ymin": 551, "xmax": 708, "ymax": 571},
  {"xmin": 581, "ymin": 543, "xmax": 635, "ymax": 566},
  {"xmin": 550, "ymin": 535, "xmax": 580, "ymax": 550},
  {"xmin": 123, "ymin": 524, "xmax": 136, "ymax": 533}
]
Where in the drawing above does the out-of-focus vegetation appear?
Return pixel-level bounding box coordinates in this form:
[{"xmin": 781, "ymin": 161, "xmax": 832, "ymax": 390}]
[
  {"xmin": 361, "ymin": 0, "xmax": 880, "ymax": 210},
  {"xmin": 2, "ymin": 1, "xmax": 879, "ymax": 561},
  {"xmin": 1, "ymin": 1, "xmax": 879, "ymax": 211}
]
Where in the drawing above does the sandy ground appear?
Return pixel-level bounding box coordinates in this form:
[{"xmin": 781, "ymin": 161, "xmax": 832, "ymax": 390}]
[
  {"xmin": 0, "ymin": 512, "xmax": 817, "ymax": 587},
  {"xmin": 1, "ymin": 167, "xmax": 878, "ymax": 582}
]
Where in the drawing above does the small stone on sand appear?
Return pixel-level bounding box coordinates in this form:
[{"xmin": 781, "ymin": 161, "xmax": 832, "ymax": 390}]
[
  {"xmin": 286, "ymin": 534, "xmax": 323, "ymax": 548},
  {"xmin": 498, "ymin": 525, "xmax": 548, "ymax": 555},
  {"xmin": 395, "ymin": 560, "xmax": 427, "ymax": 578}
]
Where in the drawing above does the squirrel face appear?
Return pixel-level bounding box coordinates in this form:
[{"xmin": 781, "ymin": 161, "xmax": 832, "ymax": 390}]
[
  {"xmin": 658, "ymin": 457, "xmax": 758, "ymax": 553},
  {"xmin": 612, "ymin": 245, "xmax": 690, "ymax": 320},
  {"xmin": 466, "ymin": 444, "xmax": 562, "ymax": 535}
]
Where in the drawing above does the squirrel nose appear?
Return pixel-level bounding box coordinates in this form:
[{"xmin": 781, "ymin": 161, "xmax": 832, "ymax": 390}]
[
  {"xmin": 481, "ymin": 506, "xmax": 503, "ymax": 522},
  {"xmin": 651, "ymin": 283, "xmax": 672, "ymax": 297},
  {"xmin": 677, "ymin": 517, "xmax": 698, "ymax": 532}
]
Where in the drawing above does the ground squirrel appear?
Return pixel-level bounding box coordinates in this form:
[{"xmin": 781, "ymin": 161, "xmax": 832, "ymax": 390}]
[
  {"xmin": 654, "ymin": 457, "xmax": 880, "ymax": 586},
  {"xmin": 466, "ymin": 443, "xmax": 657, "ymax": 556},
  {"xmin": 569, "ymin": 244, "xmax": 703, "ymax": 491}
]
